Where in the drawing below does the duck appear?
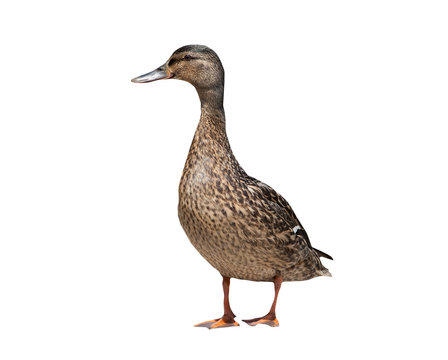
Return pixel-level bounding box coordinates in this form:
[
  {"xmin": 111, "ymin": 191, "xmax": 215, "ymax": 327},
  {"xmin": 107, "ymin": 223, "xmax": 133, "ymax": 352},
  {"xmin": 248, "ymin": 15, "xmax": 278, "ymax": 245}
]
[{"xmin": 131, "ymin": 45, "xmax": 332, "ymax": 329}]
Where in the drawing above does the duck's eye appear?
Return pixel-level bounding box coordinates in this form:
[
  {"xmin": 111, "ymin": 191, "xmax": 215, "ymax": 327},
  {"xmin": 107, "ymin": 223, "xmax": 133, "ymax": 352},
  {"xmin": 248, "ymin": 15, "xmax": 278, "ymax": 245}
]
[{"xmin": 183, "ymin": 54, "xmax": 193, "ymax": 60}]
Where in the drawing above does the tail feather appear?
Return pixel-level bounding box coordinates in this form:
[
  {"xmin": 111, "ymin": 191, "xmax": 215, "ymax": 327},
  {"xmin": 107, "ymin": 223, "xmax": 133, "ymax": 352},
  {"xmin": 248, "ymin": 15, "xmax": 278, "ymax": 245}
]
[
  {"xmin": 313, "ymin": 248, "xmax": 333, "ymax": 260},
  {"xmin": 294, "ymin": 227, "xmax": 333, "ymax": 261}
]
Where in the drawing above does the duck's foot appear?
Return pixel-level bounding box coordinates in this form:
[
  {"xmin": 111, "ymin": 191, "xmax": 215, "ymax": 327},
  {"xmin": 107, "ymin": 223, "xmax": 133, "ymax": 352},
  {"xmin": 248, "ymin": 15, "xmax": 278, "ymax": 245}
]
[
  {"xmin": 195, "ymin": 318, "xmax": 240, "ymax": 329},
  {"xmin": 243, "ymin": 314, "xmax": 279, "ymax": 327}
]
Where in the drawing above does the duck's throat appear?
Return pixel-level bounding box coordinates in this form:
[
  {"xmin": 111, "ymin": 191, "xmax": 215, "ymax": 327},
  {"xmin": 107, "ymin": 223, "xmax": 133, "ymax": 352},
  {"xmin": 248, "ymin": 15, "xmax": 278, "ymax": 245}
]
[{"xmin": 197, "ymin": 86, "xmax": 224, "ymax": 111}]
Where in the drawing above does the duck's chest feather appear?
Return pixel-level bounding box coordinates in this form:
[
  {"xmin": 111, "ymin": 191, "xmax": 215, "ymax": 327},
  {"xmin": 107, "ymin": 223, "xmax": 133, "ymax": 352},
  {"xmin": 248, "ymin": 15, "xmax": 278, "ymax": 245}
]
[
  {"xmin": 177, "ymin": 112, "xmax": 254, "ymax": 259},
  {"xmin": 178, "ymin": 118, "xmax": 243, "ymax": 232}
]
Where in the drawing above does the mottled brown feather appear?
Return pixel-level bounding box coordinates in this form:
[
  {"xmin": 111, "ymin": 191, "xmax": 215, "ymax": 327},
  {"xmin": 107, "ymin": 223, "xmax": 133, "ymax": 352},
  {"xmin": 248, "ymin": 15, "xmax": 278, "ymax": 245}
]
[{"xmin": 177, "ymin": 106, "xmax": 331, "ymax": 281}]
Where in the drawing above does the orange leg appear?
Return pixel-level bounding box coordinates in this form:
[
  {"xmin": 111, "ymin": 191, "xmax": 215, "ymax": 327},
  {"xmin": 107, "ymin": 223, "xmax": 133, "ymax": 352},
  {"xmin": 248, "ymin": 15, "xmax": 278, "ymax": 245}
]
[
  {"xmin": 195, "ymin": 276, "xmax": 240, "ymax": 329},
  {"xmin": 243, "ymin": 275, "xmax": 283, "ymax": 327}
]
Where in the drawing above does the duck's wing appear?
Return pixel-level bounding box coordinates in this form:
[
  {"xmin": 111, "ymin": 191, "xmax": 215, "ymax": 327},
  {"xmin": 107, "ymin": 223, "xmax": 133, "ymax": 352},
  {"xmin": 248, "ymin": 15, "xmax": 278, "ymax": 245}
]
[{"xmin": 243, "ymin": 175, "xmax": 333, "ymax": 260}]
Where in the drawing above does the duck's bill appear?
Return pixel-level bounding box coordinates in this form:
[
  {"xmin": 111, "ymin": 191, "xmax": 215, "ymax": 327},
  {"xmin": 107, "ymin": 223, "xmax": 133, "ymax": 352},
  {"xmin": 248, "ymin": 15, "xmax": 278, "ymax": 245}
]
[{"xmin": 131, "ymin": 65, "xmax": 173, "ymax": 83}]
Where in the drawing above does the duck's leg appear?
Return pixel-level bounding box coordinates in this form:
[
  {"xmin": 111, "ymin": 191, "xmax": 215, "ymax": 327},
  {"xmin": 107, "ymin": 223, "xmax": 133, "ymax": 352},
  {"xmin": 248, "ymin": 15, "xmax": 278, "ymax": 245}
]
[
  {"xmin": 194, "ymin": 276, "xmax": 240, "ymax": 329},
  {"xmin": 243, "ymin": 275, "xmax": 283, "ymax": 327}
]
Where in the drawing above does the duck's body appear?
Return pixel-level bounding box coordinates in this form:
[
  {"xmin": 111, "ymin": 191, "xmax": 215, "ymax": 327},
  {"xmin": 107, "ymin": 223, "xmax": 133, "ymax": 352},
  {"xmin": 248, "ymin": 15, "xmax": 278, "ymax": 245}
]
[
  {"xmin": 132, "ymin": 45, "xmax": 332, "ymax": 328},
  {"xmin": 178, "ymin": 107, "xmax": 330, "ymax": 282}
]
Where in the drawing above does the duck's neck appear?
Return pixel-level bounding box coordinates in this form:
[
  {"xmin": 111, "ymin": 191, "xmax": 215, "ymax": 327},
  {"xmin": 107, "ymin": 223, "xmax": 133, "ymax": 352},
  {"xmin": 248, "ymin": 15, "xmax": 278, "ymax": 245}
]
[
  {"xmin": 197, "ymin": 85, "xmax": 224, "ymax": 111},
  {"xmin": 194, "ymin": 84, "xmax": 227, "ymax": 141},
  {"xmin": 181, "ymin": 87, "xmax": 244, "ymax": 185},
  {"xmin": 196, "ymin": 103, "xmax": 227, "ymax": 146}
]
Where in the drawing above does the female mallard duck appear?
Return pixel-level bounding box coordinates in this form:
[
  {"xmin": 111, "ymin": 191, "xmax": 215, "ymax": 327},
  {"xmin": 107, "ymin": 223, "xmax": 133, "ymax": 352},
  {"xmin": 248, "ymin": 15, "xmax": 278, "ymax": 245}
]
[{"xmin": 131, "ymin": 45, "xmax": 332, "ymax": 329}]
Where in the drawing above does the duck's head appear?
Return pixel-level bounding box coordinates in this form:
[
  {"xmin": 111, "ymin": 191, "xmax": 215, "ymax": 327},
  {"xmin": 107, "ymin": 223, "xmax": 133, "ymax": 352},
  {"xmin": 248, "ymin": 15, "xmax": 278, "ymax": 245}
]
[{"xmin": 131, "ymin": 45, "xmax": 224, "ymax": 91}]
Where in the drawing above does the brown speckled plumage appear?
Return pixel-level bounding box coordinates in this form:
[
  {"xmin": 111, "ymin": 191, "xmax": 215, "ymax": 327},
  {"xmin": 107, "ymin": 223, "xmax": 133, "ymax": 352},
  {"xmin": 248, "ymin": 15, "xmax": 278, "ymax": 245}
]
[
  {"xmin": 132, "ymin": 45, "xmax": 332, "ymax": 327},
  {"xmin": 178, "ymin": 106, "xmax": 331, "ymax": 281}
]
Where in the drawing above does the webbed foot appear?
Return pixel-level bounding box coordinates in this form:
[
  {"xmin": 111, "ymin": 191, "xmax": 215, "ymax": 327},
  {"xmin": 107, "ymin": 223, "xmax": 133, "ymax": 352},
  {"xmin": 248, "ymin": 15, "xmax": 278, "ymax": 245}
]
[
  {"xmin": 195, "ymin": 317, "xmax": 240, "ymax": 329},
  {"xmin": 243, "ymin": 314, "xmax": 279, "ymax": 327}
]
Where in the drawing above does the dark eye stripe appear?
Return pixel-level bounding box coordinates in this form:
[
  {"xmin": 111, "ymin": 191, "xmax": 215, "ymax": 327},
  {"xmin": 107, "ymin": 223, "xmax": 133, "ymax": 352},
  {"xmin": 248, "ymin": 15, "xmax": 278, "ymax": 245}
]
[{"xmin": 168, "ymin": 55, "xmax": 196, "ymax": 67}]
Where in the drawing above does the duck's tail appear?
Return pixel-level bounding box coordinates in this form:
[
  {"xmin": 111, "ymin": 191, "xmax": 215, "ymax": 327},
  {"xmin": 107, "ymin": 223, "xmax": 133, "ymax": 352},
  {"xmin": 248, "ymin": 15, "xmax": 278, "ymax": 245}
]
[
  {"xmin": 294, "ymin": 227, "xmax": 333, "ymax": 261},
  {"xmin": 313, "ymin": 248, "xmax": 333, "ymax": 260}
]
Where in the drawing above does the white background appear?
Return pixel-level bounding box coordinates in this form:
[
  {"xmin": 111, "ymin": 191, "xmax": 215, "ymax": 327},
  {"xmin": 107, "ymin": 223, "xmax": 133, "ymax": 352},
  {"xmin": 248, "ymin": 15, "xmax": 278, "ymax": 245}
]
[{"xmin": 1, "ymin": 1, "xmax": 447, "ymax": 359}]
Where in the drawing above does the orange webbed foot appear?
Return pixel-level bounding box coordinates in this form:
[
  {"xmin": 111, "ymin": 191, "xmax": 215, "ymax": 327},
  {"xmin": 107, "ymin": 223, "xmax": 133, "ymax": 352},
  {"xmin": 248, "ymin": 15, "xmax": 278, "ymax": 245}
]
[
  {"xmin": 243, "ymin": 315, "xmax": 279, "ymax": 327},
  {"xmin": 195, "ymin": 318, "xmax": 240, "ymax": 329}
]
